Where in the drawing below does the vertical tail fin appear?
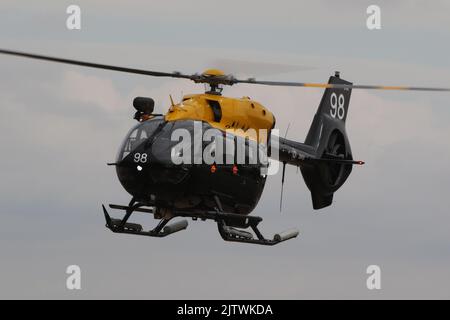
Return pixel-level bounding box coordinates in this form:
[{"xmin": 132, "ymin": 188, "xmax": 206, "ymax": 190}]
[
  {"xmin": 301, "ymin": 72, "xmax": 354, "ymax": 209},
  {"xmin": 305, "ymin": 71, "xmax": 352, "ymax": 151}
]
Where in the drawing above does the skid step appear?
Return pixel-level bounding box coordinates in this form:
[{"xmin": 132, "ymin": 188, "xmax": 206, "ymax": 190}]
[
  {"xmin": 222, "ymin": 226, "xmax": 254, "ymax": 240},
  {"xmin": 110, "ymin": 218, "xmax": 143, "ymax": 232}
]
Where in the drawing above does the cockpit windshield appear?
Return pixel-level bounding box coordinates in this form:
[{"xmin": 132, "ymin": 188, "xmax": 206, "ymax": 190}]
[{"xmin": 116, "ymin": 117, "xmax": 164, "ymax": 161}]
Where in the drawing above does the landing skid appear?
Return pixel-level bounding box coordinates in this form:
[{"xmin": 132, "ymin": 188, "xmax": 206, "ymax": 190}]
[
  {"xmin": 102, "ymin": 199, "xmax": 188, "ymax": 238},
  {"xmin": 101, "ymin": 198, "xmax": 299, "ymax": 245},
  {"xmin": 216, "ymin": 219, "xmax": 299, "ymax": 246}
]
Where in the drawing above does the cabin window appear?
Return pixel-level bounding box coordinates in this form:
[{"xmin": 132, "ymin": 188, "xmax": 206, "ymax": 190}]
[{"xmin": 206, "ymin": 100, "xmax": 222, "ymax": 122}]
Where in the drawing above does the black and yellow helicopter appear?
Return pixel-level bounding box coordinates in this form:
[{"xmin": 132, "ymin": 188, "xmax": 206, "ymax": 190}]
[{"xmin": 1, "ymin": 49, "xmax": 449, "ymax": 245}]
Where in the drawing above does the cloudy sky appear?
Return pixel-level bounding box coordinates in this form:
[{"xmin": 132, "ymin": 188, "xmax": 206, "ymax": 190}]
[{"xmin": 1, "ymin": 0, "xmax": 450, "ymax": 299}]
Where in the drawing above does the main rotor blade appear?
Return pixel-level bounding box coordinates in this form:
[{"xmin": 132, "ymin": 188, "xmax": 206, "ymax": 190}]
[
  {"xmin": 235, "ymin": 79, "xmax": 450, "ymax": 92},
  {"xmin": 212, "ymin": 58, "xmax": 316, "ymax": 77},
  {"xmin": 2, "ymin": 49, "xmax": 449, "ymax": 92},
  {"xmin": 0, "ymin": 49, "xmax": 193, "ymax": 80}
]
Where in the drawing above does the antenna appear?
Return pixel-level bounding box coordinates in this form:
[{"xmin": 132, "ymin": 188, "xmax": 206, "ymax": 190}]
[
  {"xmin": 169, "ymin": 94, "xmax": 175, "ymax": 106},
  {"xmin": 279, "ymin": 162, "xmax": 286, "ymax": 212},
  {"xmin": 284, "ymin": 122, "xmax": 291, "ymax": 139},
  {"xmin": 279, "ymin": 123, "xmax": 291, "ymax": 212}
]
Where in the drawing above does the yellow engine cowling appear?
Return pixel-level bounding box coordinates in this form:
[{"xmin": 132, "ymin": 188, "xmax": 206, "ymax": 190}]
[{"xmin": 165, "ymin": 93, "xmax": 275, "ymax": 143}]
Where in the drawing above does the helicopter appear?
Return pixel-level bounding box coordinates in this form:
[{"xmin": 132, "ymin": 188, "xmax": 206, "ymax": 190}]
[{"xmin": 1, "ymin": 49, "xmax": 449, "ymax": 246}]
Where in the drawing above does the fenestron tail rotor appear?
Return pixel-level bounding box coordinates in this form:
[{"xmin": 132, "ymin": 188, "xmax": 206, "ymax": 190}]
[{"xmin": 1, "ymin": 49, "xmax": 450, "ymax": 92}]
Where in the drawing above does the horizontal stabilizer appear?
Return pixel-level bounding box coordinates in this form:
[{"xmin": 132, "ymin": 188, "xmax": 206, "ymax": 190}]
[{"xmin": 306, "ymin": 157, "xmax": 365, "ymax": 165}]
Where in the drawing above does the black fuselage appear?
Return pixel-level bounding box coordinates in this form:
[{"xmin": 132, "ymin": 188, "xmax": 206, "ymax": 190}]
[{"xmin": 115, "ymin": 117, "xmax": 267, "ymax": 215}]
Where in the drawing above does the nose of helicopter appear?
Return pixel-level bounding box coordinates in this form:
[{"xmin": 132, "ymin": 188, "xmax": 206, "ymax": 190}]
[{"xmin": 114, "ymin": 118, "xmax": 191, "ymax": 200}]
